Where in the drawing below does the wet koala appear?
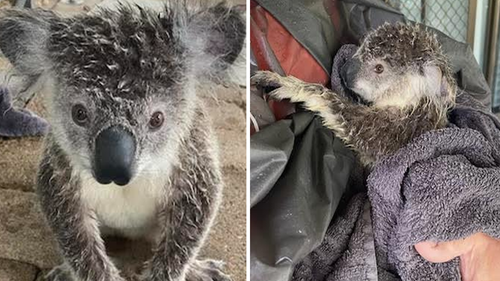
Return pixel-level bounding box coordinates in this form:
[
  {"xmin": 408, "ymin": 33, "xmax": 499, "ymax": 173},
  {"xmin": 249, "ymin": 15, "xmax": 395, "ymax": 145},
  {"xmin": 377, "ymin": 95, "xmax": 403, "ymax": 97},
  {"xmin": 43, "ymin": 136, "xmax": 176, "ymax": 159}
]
[
  {"xmin": 0, "ymin": 2, "xmax": 244, "ymax": 281},
  {"xmin": 252, "ymin": 23, "xmax": 457, "ymax": 166}
]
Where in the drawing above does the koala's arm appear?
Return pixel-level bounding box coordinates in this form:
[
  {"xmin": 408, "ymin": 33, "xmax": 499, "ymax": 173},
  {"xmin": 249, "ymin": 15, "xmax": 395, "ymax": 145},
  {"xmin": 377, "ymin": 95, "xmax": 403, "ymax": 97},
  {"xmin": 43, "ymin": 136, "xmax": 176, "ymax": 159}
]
[
  {"xmin": 251, "ymin": 71, "xmax": 418, "ymax": 162},
  {"xmin": 37, "ymin": 135, "xmax": 123, "ymax": 281},
  {"xmin": 146, "ymin": 113, "xmax": 224, "ymax": 281}
]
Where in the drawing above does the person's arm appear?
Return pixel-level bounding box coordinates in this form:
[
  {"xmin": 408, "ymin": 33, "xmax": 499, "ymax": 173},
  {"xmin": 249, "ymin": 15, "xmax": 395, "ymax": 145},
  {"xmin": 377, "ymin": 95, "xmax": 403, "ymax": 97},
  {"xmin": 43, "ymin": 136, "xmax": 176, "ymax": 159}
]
[{"xmin": 415, "ymin": 233, "xmax": 500, "ymax": 281}]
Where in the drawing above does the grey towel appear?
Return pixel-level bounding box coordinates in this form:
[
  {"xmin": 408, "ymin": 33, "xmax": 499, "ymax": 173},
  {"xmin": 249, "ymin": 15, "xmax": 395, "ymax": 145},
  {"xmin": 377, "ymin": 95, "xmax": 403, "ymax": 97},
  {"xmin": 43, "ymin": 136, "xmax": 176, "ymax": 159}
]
[
  {"xmin": 0, "ymin": 87, "xmax": 48, "ymax": 137},
  {"xmin": 370, "ymin": 93, "xmax": 500, "ymax": 280},
  {"xmin": 292, "ymin": 193, "xmax": 379, "ymax": 281}
]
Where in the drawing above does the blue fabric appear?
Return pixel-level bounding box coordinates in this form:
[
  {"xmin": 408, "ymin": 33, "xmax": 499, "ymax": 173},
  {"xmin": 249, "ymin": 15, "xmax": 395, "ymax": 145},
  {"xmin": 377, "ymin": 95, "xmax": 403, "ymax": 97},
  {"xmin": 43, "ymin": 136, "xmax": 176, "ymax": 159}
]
[{"xmin": 0, "ymin": 87, "xmax": 48, "ymax": 137}]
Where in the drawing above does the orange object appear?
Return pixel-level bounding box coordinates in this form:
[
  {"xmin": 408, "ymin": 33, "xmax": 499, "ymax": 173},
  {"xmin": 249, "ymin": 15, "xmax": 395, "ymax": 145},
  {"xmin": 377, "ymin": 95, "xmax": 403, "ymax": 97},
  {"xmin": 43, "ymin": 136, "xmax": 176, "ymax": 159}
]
[
  {"xmin": 250, "ymin": 2, "xmax": 329, "ymax": 84},
  {"xmin": 250, "ymin": 1, "xmax": 330, "ymax": 132}
]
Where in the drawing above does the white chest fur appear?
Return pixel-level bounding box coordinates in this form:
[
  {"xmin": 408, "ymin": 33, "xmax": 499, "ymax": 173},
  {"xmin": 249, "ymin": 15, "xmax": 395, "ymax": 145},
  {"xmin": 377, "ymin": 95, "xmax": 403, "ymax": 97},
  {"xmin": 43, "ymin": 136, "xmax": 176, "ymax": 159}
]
[{"xmin": 80, "ymin": 173, "xmax": 167, "ymax": 239}]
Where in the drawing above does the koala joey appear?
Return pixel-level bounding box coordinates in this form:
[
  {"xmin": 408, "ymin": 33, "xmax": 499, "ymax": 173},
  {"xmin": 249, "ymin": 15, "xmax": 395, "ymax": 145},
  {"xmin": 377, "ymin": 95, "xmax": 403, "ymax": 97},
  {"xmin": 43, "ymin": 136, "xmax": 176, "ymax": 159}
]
[
  {"xmin": 0, "ymin": 2, "xmax": 244, "ymax": 281},
  {"xmin": 252, "ymin": 23, "xmax": 457, "ymax": 166}
]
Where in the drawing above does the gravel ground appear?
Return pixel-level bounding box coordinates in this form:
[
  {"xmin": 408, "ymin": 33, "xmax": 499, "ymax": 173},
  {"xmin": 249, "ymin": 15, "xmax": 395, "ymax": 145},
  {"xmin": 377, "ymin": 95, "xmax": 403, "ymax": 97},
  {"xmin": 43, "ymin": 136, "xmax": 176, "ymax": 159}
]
[{"xmin": 0, "ymin": 1, "xmax": 247, "ymax": 280}]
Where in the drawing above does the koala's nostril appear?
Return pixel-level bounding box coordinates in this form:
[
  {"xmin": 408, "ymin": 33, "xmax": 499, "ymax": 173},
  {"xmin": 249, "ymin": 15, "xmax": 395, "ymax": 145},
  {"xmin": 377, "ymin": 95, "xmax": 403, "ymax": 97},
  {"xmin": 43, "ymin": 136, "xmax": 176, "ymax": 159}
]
[{"xmin": 93, "ymin": 126, "xmax": 136, "ymax": 186}]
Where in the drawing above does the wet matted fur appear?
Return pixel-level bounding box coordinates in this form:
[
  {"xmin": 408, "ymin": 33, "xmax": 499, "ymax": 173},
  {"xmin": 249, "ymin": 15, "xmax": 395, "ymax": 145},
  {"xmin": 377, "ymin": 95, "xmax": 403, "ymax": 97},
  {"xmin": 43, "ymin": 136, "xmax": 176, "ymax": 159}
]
[
  {"xmin": 252, "ymin": 23, "xmax": 457, "ymax": 165},
  {"xmin": 0, "ymin": 1, "xmax": 245, "ymax": 280}
]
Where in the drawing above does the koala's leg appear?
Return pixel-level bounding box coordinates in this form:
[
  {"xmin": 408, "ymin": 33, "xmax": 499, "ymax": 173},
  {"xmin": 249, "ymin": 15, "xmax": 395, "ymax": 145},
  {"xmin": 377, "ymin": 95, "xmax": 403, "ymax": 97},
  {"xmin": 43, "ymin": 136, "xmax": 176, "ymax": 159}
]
[
  {"xmin": 186, "ymin": 260, "xmax": 230, "ymax": 281},
  {"xmin": 145, "ymin": 173, "xmax": 226, "ymax": 281},
  {"xmin": 37, "ymin": 137, "xmax": 124, "ymax": 281},
  {"xmin": 145, "ymin": 127, "xmax": 227, "ymax": 281}
]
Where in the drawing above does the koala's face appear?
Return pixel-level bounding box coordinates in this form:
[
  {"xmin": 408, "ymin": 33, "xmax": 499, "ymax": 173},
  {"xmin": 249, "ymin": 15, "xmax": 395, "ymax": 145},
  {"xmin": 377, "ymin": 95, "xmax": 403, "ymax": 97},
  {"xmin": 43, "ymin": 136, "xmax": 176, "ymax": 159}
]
[
  {"xmin": 50, "ymin": 75, "xmax": 190, "ymax": 186},
  {"xmin": 0, "ymin": 3, "xmax": 245, "ymax": 185},
  {"xmin": 45, "ymin": 10, "xmax": 195, "ymax": 186},
  {"xmin": 341, "ymin": 56, "xmax": 402, "ymax": 103},
  {"xmin": 341, "ymin": 23, "xmax": 455, "ymax": 108},
  {"xmin": 341, "ymin": 56, "xmax": 438, "ymax": 106}
]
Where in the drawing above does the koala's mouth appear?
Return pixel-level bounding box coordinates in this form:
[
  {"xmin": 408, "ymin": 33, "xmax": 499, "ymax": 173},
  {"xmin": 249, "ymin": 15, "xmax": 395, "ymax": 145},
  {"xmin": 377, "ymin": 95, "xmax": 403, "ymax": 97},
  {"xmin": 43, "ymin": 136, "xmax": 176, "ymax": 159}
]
[{"xmin": 92, "ymin": 125, "xmax": 136, "ymax": 186}]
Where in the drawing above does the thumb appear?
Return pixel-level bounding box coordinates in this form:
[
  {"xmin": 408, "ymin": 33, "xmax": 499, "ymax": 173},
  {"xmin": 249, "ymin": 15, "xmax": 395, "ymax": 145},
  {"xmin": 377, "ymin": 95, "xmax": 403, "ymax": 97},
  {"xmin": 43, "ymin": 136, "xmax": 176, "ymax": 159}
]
[{"xmin": 415, "ymin": 237, "xmax": 474, "ymax": 263}]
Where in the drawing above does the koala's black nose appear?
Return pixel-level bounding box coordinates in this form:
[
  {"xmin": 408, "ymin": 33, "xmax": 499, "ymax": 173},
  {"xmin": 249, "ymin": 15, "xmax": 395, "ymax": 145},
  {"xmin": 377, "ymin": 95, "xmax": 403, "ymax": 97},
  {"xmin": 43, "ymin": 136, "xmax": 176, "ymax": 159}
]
[
  {"xmin": 341, "ymin": 58, "xmax": 361, "ymax": 89},
  {"xmin": 94, "ymin": 126, "xmax": 136, "ymax": 186}
]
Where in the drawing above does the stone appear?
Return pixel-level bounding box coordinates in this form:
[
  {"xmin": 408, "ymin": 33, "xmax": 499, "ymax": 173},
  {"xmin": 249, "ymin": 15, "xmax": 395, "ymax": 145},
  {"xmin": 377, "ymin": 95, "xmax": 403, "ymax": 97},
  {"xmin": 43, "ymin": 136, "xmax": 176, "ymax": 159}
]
[
  {"xmin": 202, "ymin": 166, "xmax": 247, "ymax": 281},
  {"xmin": 0, "ymin": 259, "xmax": 39, "ymax": 281},
  {"xmin": 0, "ymin": 137, "xmax": 43, "ymax": 192},
  {"xmin": 0, "ymin": 189, "xmax": 61, "ymax": 269}
]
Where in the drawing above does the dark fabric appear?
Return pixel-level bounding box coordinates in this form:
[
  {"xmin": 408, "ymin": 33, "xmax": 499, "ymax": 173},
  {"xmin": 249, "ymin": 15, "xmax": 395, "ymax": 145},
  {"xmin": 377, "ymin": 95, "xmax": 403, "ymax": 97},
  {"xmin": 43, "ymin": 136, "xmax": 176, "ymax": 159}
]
[
  {"xmin": 250, "ymin": 113, "xmax": 355, "ymax": 281},
  {"xmin": 0, "ymin": 87, "xmax": 48, "ymax": 137}
]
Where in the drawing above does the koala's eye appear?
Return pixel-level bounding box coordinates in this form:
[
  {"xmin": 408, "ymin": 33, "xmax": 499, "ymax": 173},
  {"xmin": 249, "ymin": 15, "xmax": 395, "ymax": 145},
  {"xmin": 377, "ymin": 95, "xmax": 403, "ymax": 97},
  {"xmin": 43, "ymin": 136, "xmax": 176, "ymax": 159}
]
[
  {"xmin": 71, "ymin": 104, "xmax": 88, "ymax": 125},
  {"xmin": 374, "ymin": 64, "xmax": 384, "ymax": 74},
  {"xmin": 149, "ymin": 111, "xmax": 164, "ymax": 129}
]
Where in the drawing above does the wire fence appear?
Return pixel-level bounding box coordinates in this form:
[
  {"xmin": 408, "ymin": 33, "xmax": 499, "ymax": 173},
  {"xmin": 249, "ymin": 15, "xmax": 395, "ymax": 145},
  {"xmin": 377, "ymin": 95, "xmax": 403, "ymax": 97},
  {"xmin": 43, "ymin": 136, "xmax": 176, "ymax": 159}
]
[
  {"xmin": 494, "ymin": 30, "xmax": 500, "ymax": 108},
  {"xmin": 384, "ymin": 0, "xmax": 469, "ymax": 43}
]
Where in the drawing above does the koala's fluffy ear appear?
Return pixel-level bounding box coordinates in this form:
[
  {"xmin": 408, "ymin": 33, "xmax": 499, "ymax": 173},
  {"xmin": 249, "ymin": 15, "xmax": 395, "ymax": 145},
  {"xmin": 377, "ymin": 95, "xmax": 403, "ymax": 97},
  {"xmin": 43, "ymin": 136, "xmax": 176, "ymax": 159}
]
[
  {"xmin": 0, "ymin": 9, "xmax": 58, "ymax": 76},
  {"xmin": 423, "ymin": 64, "xmax": 454, "ymax": 102},
  {"xmin": 181, "ymin": 3, "xmax": 245, "ymax": 83},
  {"xmin": 423, "ymin": 65, "xmax": 442, "ymax": 91}
]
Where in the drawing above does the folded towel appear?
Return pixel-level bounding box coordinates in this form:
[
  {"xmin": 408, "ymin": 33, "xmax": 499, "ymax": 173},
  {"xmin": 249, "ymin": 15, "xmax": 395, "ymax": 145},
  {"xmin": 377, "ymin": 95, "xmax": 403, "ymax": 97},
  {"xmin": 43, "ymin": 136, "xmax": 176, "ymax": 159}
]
[
  {"xmin": 0, "ymin": 87, "xmax": 48, "ymax": 137},
  {"xmin": 370, "ymin": 92, "xmax": 500, "ymax": 280},
  {"xmin": 292, "ymin": 193, "xmax": 379, "ymax": 281}
]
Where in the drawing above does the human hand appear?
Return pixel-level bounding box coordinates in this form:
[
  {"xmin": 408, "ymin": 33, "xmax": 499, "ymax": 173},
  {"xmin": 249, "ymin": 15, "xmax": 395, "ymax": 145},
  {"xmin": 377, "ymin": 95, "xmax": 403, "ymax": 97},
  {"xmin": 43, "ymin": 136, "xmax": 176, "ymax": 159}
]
[{"xmin": 415, "ymin": 233, "xmax": 500, "ymax": 281}]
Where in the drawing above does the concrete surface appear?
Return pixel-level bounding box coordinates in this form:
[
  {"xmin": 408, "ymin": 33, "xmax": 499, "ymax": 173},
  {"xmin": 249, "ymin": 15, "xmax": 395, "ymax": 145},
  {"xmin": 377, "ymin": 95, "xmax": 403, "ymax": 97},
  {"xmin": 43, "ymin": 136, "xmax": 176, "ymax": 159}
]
[{"xmin": 0, "ymin": 1, "xmax": 247, "ymax": 280}]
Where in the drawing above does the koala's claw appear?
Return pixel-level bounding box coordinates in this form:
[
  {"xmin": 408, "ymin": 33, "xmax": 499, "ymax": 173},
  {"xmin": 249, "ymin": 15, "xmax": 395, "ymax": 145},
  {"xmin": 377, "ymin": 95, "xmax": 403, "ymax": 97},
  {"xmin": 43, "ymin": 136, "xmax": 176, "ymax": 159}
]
[
  {"xmin": 45, "ymin": 264, "xmax": 75, "ymax": 281},
  {"xmin": 187, "ymin": 259, "xmax": 231, "ymax": 281},
  {"xmin": 251, "ymin": 71, "xmax": 286, "ymax": 91},
  {"xmin": 252, "ymin": 71, "xmax": 319, "ymax": 103}
]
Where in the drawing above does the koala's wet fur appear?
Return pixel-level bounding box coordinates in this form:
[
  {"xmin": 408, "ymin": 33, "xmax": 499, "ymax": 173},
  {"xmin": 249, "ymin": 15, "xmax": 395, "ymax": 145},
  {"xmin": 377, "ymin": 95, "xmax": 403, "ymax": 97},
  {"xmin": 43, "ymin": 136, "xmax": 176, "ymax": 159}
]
[
  {"xmin": 0, "ymin": 2, "xmax": 244, "ymax": 281},
  {"xmin": 252, "ymin": 23, "xmax": 457, "ymax": 165}
]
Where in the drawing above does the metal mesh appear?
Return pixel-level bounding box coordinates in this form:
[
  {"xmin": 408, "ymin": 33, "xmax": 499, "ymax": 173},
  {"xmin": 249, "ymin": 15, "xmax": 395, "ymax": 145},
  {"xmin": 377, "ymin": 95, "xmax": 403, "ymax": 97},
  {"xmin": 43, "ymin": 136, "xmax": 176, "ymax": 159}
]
[
  {"xmin": 384, "ymin": 0, "xmax": 469, "ymax": 43},
  {"xmin": 493, "ymin": 29, "xmax": 500, "ymax": 108}
]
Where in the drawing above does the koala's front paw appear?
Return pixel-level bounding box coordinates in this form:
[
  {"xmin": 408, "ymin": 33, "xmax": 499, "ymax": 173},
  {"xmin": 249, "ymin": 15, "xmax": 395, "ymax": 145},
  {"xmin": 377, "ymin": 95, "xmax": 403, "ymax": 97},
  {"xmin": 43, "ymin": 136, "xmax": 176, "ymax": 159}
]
[
  {"xmin": 251, "ymin": 71, "xmax": 287, "ymax": 91},
  {"xmin": 44, "ymin": 264, "xmax": 75, "ymax": 281},
  {"xmin": 251, "ymin": 71, "xmax": 312, "ymax": 102},
  {"xmin": 186, "ymin": 259, "xmax": 231, "ymax": 281}
]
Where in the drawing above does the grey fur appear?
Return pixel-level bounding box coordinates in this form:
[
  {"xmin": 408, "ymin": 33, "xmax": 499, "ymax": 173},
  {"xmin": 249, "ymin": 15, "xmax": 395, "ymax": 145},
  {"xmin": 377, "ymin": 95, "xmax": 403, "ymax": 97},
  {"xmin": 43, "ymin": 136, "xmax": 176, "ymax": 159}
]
[
  {"xmin": 0, "ymin": 2, "xmax": 244, "ymax": 281},
  {"xmin": 252, "ymin": 23, "xmax": 457, "ymax": 166}
]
